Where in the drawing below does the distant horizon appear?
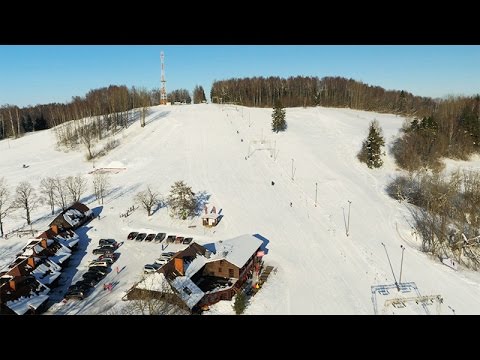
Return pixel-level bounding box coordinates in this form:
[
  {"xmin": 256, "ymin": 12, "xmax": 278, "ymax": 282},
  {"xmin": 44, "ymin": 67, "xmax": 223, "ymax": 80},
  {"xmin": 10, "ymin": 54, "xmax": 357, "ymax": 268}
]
[{"xmin": 1, "ymin": 45, "xmax": 479, "ymax": 108}]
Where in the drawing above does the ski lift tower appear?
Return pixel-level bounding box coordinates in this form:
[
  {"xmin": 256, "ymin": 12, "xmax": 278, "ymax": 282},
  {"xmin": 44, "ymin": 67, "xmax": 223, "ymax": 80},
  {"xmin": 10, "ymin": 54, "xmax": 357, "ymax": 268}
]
[{"xmin": 160, "ymin": 51, "xmax": 167, "ymax": 105}]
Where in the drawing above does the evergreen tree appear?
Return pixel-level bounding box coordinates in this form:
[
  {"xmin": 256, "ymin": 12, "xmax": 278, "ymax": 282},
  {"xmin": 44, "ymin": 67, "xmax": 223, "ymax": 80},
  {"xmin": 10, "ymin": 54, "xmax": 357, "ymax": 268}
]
[
  {"xmin": 232, "ymin": 291, "xmax": 247, "ymax": 315},
  {"xmin": 271, "ymin": 100, "xmax": 287, "ymax": 133},
  {"xmin": 193, "ymin": 85, "xmax": 207, "ymax": 104},
  {"xmin": 167, "ymin": 181, "xmax": 197, "ymax": 219},
  {"xmin": 358, "ymin": 120, "xmax": 385, "ymax": 168}
]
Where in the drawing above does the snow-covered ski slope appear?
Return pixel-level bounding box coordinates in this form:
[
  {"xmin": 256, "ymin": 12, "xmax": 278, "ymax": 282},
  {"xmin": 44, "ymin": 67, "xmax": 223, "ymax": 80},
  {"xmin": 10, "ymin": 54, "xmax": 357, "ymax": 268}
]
[{"xmin": 2, "ymin": 103, "xmax": 480, "ymax": 315}]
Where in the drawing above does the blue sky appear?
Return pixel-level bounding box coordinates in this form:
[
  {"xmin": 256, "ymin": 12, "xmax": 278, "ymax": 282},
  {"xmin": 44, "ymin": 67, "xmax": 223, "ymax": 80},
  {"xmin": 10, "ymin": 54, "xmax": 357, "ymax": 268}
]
[{"xmin": 0, "ymin": 45, "xmax": 479, "ymax": 107}]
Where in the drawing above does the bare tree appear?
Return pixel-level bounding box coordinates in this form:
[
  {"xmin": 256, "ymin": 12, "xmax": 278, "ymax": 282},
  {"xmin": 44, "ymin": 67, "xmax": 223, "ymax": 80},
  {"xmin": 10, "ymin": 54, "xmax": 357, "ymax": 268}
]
[
  {"xmin": 92, "ymin": 173, "xmax": 110, "ymax": 205},
  {"xmin": 79, "ymin": 122, "xmax": 96, "ymax": 160},
  {"xmin": 52, "ymin": 176, "xmax": 68, "ymax": 211},
  {"xmin": 64, "ymin": 174, "xmax": 87, "ymax": 203},
  {"xmin": 39, "ymin": 177, "xmax": 56, "ymax": 215},
  {"xmin": 13, "ymin": 181, "xmax": 38, "ymax": 225},
  {"xmin": 0, "ymin": 177, "xmax": 13, "ymax": 236},
  {"xmin": 135, "ymin": 186, "xmax": 160, "ymax": 216},
  {"xmin": 110, "ymin": 274, "xmax": 186, "ymax": 315}
]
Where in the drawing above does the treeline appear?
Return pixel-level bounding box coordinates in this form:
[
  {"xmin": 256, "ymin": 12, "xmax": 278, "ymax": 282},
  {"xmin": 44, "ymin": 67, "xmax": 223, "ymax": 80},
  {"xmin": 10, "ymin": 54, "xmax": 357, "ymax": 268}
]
[
  {"xmin": 0, "ymin": 85, "xmax": 162, "ymax": 141},
  {"xmin": 168, "ymin": 89, "xmax": 191, "ymax": 104},
  {"xmin": 392, "ymin": 95, "xmax": 480, "ymax": 170},
  {"xmin": 210, "ymin": 76, "xmax": 436, "ymax": 117}
]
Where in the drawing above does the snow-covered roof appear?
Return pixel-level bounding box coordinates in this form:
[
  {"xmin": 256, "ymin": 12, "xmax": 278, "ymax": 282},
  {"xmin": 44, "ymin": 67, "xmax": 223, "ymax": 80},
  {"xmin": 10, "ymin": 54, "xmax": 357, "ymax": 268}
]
[
  {"xmin": 211, "ymin": 234, "xmax": 263, "ymax": 268},
  {"xmin": 33, "ymin": 244, "xmax": 44, "ymax": 254},
  {"xmin": 136, "ymin": 272, "xmax": 172, "ymax": 293},
  {"xmin": 5, "ymin": 284, "xmax": 50, "ymax": 315},
  {"xmin": 170, "ymin": 276, "xmax": 204, "ymax": 309},
  {"xmin": 6, "ymin": 294, "xmax": 49, "ymax": 315},
  {"xmin": 202, "ymin": 213, "xmax": 219, "ymax": 220},
  {"xmin": 184, "ymin": 256, "xmax": 207, "ymax": 278},
  {"xmin": 55, "ymin": 232, "xmax": 79, "ymax": 249},
  {"xmin": 32, "ymin": 259, "xmax": 62, "ymax": 285},
  {"xmin": 63, "ymin": 209, "xmax": 84, "ymax": 227},
  {"xmin": 49, "ymin": 244, "xmax": 72, "ymax": 265}
]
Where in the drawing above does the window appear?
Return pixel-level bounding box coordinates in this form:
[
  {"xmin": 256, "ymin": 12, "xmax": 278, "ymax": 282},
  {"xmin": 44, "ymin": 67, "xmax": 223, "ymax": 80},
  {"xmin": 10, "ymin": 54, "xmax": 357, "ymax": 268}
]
[
  {"xmin": 229, "ymin": 269, "xmax": 234, "ymax": 277},
  {"xmin": 218, "ymin": 267, "xmax": 222, "ymax": 273},
  {"xmin": 183, "ymin": 287, "xmax": 192, "ymax": 295}
]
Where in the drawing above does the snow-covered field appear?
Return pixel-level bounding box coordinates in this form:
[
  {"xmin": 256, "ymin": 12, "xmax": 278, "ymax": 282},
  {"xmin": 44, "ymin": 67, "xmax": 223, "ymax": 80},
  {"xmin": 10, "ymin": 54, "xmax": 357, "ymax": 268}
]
[{"xmin": 2, "ymin": 103, "xmax": 480, "ymax": 314}]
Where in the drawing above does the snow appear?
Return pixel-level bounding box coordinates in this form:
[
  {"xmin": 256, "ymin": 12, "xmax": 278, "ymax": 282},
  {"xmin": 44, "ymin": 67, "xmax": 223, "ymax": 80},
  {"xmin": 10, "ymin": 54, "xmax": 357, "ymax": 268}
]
[
  {"xmin": 209, "ymin": 234, "xmax": 263, "ymax": 268},
  {"xmin": 32, "ymin": 260, "xmax": 62, "ymax": 285},
  {"xmin": 6, "ymin": 290, "xmax": 49, "ymax": 315},
  {"xmin": 63, "ymin": 209, "xmax": 84, "ymax": 227},
  {"xmin": 3, "ymin": 104, "xmax": 480, "ymax": 314},
  {"xmin": 184, "ymin": 255, "xmax": 207, "ymax": 278},
  {"xmin": 55, "ymin": 233, "xmax": 79, "ymax": 249},
  {"xmin": 135, "ymin": 272, "xmax": 172, "ymax": 293},
  {"xmin": 170, "ymin": 276, "xmax": 204, "ymax": 309}
]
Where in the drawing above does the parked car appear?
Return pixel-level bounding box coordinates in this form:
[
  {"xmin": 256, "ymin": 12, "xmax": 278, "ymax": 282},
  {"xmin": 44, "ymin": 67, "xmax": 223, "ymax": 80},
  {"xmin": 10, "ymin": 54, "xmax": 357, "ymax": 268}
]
[
  {"xmin": 98, "ymin": 253, "xmax": 117, "ymax": 262},
  {"xmin": 67, "ymin": 283, "xmax": 89, "ymax": 293},
  {"xmin": 154, "ymin": 256, "xmax": 169, "ymax": 265},
  {"xmin": 89, "ymin": 260, "xmax": 110, "ymax": 268},
  {"xmin": 144, "ymin": 263, "xmax": 162, "ymax": 274},
  {"xmin": 95, "ymin": 256, "xmax": 115, "ymax": 265},
  {"xmin": 154, "ymin": 233, "xmax": 166, "ymax": 243},
  {"xmin": 99, "ymin": 238, "xmax": 117, "ymax": 247},
  {"xmin": 75, "ymin": 279, "xmax": 96, "ymax": 288},
  {"xmin": 145, "ymin": 233, "xmax": 156, "ymax": 242},
  {"xmin": 161, "ymin": 252, "xmax": 176, "ymax": 258},
  {"xmin": 82, "ymin": 271, "xmax": 104, "ymax": 281},
  {"xmin": 127, "ymin": 232, "xmax": 139, "ymax": 240},
  {"xmin": 175, "ymin": 236, "xmax": 184, "ymax": 244},
  {"xmin": 65, "ymin": 289, "xmax": 85, "ymax": 300},
  {"xmin": 88, "ymin": 267, "xmax": 109, "ymax": 276},
  {"xmin": 92, "ymin": 247, "xmax": 115, "ymax": 255},
  {"xmin": 135, "ymin": 233, "xmax": 147, "ymax": 241},
  {"xmin": 183, "ymin": 237, "xmax": 193, "ymax": 245},
  {"xmin": 166, "ymin": 235, "xmax": 176, "ymax": 243}
]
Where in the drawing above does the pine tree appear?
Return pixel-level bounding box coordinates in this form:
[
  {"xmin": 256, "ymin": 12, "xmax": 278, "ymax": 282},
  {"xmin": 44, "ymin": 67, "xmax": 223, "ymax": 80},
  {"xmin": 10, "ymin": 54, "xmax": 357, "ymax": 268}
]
[
  {"xmin": 358, "ymin": 120, "xmax": 385, "ymax": 168},
  {"xmin": 167, "ymin": 181, "xmax": 197, "ymax": 219},
  {"xmin": 271, "ymin": 100, "xmax": 287, "ymax": 133},
  {"xmin": 232, "ymin": 291, "xmax": 247, "ymax": 315}
]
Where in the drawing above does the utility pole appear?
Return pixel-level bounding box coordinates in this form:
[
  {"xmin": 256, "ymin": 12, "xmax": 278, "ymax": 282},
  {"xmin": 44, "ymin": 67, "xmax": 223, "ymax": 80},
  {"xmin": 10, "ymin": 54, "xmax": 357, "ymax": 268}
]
[
  {"xmin": 347, "ymin": 200, "xmax": 352, "ymax": 236},
  {"xmin": 315, "ymin": 182, "xmax": 318, "ymax": 207},
  {"xmin": 382, "ymin": 242, "xmax": 399, "ymax": 291},
  {"xmin": 291, "ymin": 158, "xmax": 294, "ymax": 181},
  {"xmin": 399, "ymin": 245, "xmax": 405, "ymax": 284}
]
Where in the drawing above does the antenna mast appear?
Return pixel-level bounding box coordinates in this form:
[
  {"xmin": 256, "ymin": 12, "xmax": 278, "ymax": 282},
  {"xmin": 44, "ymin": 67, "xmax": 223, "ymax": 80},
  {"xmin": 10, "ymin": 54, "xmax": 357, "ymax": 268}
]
[{"xmin": 160, "ymin": 51, "xmax": 167, "ymax": 105}]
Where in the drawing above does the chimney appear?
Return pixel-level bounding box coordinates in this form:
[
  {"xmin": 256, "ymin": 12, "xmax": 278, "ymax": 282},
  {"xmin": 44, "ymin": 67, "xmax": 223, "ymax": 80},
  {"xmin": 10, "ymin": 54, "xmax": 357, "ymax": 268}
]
[
  {"xmin": 27, "ymin": 257, "xmax": 35, "ymax": 269},
  {"xmin": 9, "ymin": 279, "xmax": 16, "ymax": 291},
  {"xmin": 51, "ymin": 224, "xmax": 59, "ymax": 235},
  {"xmin": 174, "ymin": 258, "xmax": 184, "ymax": 276},
  {"xmin": 205, "ymin": 250, "xmax": 211, "ymax": 259}
]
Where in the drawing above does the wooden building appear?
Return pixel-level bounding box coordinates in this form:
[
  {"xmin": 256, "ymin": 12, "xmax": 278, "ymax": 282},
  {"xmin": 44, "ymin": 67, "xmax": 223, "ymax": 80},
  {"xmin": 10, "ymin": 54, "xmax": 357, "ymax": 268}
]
[{"xmin": 202, "ymin": 213, "xmax": 219, "ymax": 227}]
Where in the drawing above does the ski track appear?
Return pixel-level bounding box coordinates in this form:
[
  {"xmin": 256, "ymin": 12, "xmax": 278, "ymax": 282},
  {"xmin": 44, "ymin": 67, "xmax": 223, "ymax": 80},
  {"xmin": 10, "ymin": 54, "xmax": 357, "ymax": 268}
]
[{"xmin": 3, "ymin": 104, "xmax": 480, "ymax": 314}]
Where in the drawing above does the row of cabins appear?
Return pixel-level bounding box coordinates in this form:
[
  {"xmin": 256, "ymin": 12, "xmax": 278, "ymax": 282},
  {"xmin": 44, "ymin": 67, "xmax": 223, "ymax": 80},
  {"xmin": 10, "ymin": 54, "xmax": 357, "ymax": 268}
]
[
  {"xmin": 126, "ymin": 234, "xmax": 265, "ymax": 313},
  {"xmin": 0, "ymin": 202, "xmax": 93, "ymax": 315}
]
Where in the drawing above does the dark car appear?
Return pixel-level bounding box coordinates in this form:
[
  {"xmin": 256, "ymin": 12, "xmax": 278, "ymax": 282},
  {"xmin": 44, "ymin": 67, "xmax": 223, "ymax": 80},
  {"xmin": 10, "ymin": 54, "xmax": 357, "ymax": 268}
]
[
  {"xmin": 92, "ymin": 247, "xmax": 115, "ymax": 255},
  {"xmin": 166, "ymin": 235, "xmax": 176, "ymax": 243},
  {"xmin": 144, "ymin": 263, "xmax": 162, "ymax": 274},
  {"xmin": 145, "ymin": 233, "xmax": 156, "ymax": 242},
  {"xmin": 75, "ymin": 279, "xmax": 95, "ymax": 288},
  {"xmin": 65, "ymin": 289, "xmax": 85, "ymax": 300},
  {"xmin": 154, "ymin": 233, "xmax": 166, "ymax": 243},
  {"xmin": 95, "ymin": 256, "xmax": 115, "ymax": 265},
  {"xmin": 88, "ymin": 267, "xmax": 109, "ymax": 276},
  {"xmin": 82, "ymin": 271, "xmax": 104, "ymax": 281},
  {"xmin": 67, "ymin": 283, "xmax": 89, "ymax": 293},
  {"xmin": 99, "ymin": 238, "xmax": 117, "ymax": 247},
  {"xmin": 135, "ymin": 233, "xmax": 147, "ymax": 241},
  {"xmin": 183, "ymin": 237, "xmax": 193, "ymax": 245},
  {"xmin": 127, "ymin": 232, "xmax": 139, "ymax": 240}
]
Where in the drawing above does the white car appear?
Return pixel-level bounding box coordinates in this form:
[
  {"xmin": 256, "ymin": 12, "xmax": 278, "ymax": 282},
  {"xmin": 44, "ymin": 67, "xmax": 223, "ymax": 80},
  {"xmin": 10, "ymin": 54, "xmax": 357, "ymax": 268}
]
[
  {"xmin": 154, "ymin": 256, "xmax": 169, "ymax": 266},
  {"xmin": 144, "ymin": 263, "xmax": 162, "ymax": 274}
]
